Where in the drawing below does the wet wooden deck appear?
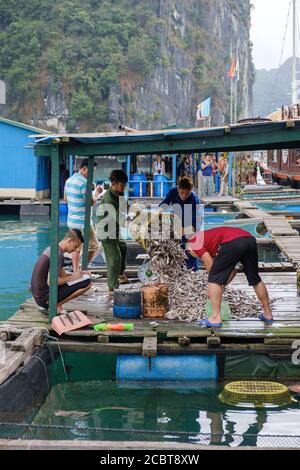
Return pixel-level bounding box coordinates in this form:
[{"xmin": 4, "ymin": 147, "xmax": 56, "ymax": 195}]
[
  {"xmin": 274, "ymin": 237, "xmax": 300, "ymax": 265},
  {"xmin": 3, "ymin": 272, "xmax": 300, "ymax": 355},
  {"xmin": 202, "ymin": 195, "xmax": 239, "ymax": 204},
  {"xmin": 234, "ymin": 201, "xmax": 300, "ymax": 241}
]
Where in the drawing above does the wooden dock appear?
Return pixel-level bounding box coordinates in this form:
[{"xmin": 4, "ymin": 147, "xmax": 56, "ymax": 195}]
[
  {"xmin": 273, "ymin": 237, "xmax": 300, "ymax": 265},
  {"xmin": 202, "ymin": 195, "xmax": 239, "ymax": 204},
  {"xmin": 1, "ymin": 195, "xmax": 300, "ymax": 382},
  {"xmin": 2, "ymin": 272, "xmax": 300, "ymax": 357},
  {"xmin": 234, "ymin": 201, "xmax": 300, "ymax": 242}
]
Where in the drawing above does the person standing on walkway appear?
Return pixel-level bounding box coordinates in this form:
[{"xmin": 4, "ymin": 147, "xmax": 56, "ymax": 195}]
[
  {"xmin": 159, "ymin": 176, "xmax": 202, "ymax": 271},
  {"xmin": 186, "ymin": 227, "xmax": 273, "ymax": 328},
  {"xmin": 96, "ymin": 170, "xmax": 129, "ymax": 301},
  {"xmin": 153, "ymin": 155, "xmax": 165, "ymax": 175},
  {"xmin": 178, "ymin": 155, "xmax": 193, "ymax": 179},
  {"xmin": 219, "ymin": 156, "xmax": 229, "ymax": 196},
  {"xmin": 64, "ymin": 159, "xmax": 103, "ymax": 272},
  {"xmin": 201, "ymin": 154, "xmax": 215, "ymax": 197}
]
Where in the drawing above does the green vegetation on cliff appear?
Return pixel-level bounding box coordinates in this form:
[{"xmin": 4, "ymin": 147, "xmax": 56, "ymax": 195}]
[
  {"xmin": 0, "ymin": 0, "xmax": 253, "ymax": 130},
  {"xmin": 0, "ymin": 0, "xmax": 160, "ymax": 130}
]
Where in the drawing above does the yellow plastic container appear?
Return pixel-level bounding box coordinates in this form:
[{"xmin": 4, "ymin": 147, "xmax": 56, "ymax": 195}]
[{"xmin": 219, "ymin": 381, "xmax": 292, "ymax": 407}]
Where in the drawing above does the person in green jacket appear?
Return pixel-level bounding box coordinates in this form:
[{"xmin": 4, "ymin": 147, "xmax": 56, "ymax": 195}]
[{"xmin": 96, "ymin": 170, "xmax": 129, "ymax": 301}]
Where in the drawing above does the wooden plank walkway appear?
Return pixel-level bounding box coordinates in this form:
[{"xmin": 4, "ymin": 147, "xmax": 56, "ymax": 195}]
[
  {"xmin": 234, "ymin": 201, "xmax": 299, "ymax": 236},
  {"xmin": 234, "ymin": 201, "xmax": 256, "ymax": 211},
  {"xmin": 3, "ymin": 273, "xmax": 300, "ymax": 354},
  {"xmin": 202, "ymin": 195, "xmax": 239, "ymax": 204},
  {"xmin": 273, "ymin": 236, "xmax": 300, "ymax": 266},
  {"xmin": 264, "ymin": 218, "xmax": 299, "ymax": 236}
]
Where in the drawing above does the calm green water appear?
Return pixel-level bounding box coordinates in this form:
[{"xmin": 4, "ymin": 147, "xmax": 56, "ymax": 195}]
[
  {"xmin": 0, "ymin": 215, "xmax": 67, "ymax": 320},
  {"xmin": 243, "ymin": 192, "xmax": 300, "ymax": 200},
  {"xmin": 2, "ymin": 351, "xmax": 300, "ymax": 447},
  {"xmin": 255, "ymin": 201, "xmax": 300, "ymax": 212},
  {"xmin": 0, "ymin": 214, "xmax": 281, "ymax": 321},
  {"xmin": 23, "ymin": 380, "xmax": 300, "ymax": 446}
]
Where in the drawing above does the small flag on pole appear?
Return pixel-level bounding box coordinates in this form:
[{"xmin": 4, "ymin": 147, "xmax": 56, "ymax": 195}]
[
  {"xmin": 196, "ymin": 97, "xmax": 211, "ymax": 120},
  {"xmin": 227, "ymin": 58, "xmax": 236, "ymax": 79},
  {"xmin": 234, "ymin": 56, "xmax": 240, "ymax": 81}
]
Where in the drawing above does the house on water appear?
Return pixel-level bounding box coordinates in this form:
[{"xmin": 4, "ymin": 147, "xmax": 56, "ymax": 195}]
[
  {"xmin": 0, "ymin": 117, "xmax": 51, "ymax": 200},
  {"xmin": 266, "ymin": 107, "xmax": 300, "ymax": 188}
]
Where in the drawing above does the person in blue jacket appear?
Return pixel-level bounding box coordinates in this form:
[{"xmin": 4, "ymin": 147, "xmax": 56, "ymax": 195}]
[{"xmin": 159, "ymin": 176, "xmax": 202, "ymax": 271}]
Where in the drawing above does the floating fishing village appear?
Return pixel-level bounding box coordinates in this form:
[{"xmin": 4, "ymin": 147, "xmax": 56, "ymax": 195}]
[{"xmin": 1, "ymin": 0, "xmax": 300, "ymax": 455}]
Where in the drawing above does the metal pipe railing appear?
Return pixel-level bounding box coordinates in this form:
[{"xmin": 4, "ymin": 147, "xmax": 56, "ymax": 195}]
[{"xmin": 127, "ymin": 179, "xmax": 175, "ymax": 197}]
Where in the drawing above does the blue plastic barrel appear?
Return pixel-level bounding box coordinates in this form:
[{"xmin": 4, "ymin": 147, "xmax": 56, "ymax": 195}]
[
  {"xmin": 59, "ymin": 202, "xmax": 68, "ymax": 215},
  {"xmin": 153, "ymin": 175, "xmax": 171, "ymax": 197},
  {"xmin": 130, "ymin": 173, "xmax": 147, "ymax": 197},
  {"xmin": 117, "ymin": 354, "xmax": 218, "ymax": 382}
]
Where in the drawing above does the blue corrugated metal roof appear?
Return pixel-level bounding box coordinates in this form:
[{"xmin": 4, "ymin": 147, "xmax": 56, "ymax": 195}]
[
  {"xmin": 0, "ymin": 116, "xmax": 50, "ymax": 134},
  {"xmin": 31, "ymin": 119, "xmax": 293, "ymax": 145}
]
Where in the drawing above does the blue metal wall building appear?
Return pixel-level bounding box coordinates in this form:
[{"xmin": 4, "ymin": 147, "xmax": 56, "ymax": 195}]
[{"xmin": 0, "ymin": 117, "xmax": 50, "ymax": 199}]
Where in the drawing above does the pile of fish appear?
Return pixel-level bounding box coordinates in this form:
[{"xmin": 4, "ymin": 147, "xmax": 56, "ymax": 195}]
[{"xmin": 147, "ymin": 239, "xmax": 275, "ymax": 322}]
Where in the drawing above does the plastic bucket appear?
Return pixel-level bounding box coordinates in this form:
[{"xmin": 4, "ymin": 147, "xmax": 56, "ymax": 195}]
[
  {"xmin": 113, "ymin": 289, "xmax": 142, "ymax": 319},
  {"xmin": 113, "ymin": 305, "xmax": 142, "ymax": 319}
]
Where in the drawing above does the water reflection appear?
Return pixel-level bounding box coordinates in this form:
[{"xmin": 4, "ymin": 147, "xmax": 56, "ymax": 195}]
[{"xmin": 19, "ymin": 380, "xmax": 300, "ymax": 447}]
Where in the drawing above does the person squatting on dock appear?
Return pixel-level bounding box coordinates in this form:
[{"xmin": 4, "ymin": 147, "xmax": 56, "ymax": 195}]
[
  {"xmin": 159, "ymin": 176, "xmax": 202, "ymax": 271},
  {"xmin": 31, "ymin": 230, "xmax": 92, "ymax": 314},
  {"xmin": 186, "ymin": 226, "xmax": 274, "ymax": 328},
  {"xmin": 96, "ymin": 170, "xmax": 129, "ymax": 302},
  {"xmin": 64, "ymin": 159, "xmax": 103, "ymax": 272}
]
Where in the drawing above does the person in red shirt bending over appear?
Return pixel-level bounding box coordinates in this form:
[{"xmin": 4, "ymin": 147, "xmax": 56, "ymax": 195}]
[{"xmin": 186, "ymin": 227, "xmax": 273, "ymax": 328}]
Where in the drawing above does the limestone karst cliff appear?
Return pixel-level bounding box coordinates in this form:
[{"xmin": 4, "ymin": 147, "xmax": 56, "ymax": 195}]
[{"xmin": 0, "ymin": 0, "xmax": 254, "ymax": 131}]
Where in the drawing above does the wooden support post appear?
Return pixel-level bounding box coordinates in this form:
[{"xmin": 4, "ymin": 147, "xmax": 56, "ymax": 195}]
[
  {"xmin": 297, "ymin": 267, "xmax": 300, "ymax": 296},
  {"xmin": 0, "ymin": 351, "xmax": 28, "ymax": 385},
  {"xmin": 49, "ymin": 144, "xmax": 60, "ymax": 321},
  {"xmin": 0, "ymin": 332, "xmax": 8, "ymax": 342},
  {"xmin": 172, "ymin": 154, "xmax": 177, "ymax": 187},
  {"xmin": 97, "ymin": 334, "xmax": 110, "ymax": 344},
  {"xmin": 11, "ymin": 328, "xmax": 43, "ymax": 352},
  {"xmin": 142, "ymin": 335, "xmax": 157, "ymax": 358},
  {"xmin": 178, "ymin": 336, "xmax": 190, "ymax": 346},
  {"xmin": 82, "ymin": 156, "xmax": 94, "ymax": 270},
  {"xmin": 207, "ymin": 335, "xmax": 221, "ymax": 347}
]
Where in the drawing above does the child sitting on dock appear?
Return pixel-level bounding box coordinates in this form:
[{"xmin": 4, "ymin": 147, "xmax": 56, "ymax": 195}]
[
  {"xmin": 186, "ymin": 226, "xmax": 274, "ymax": 328},
  {"xmin": 31, "ymin": 229, "xmax": 92, "ymax": 314}
]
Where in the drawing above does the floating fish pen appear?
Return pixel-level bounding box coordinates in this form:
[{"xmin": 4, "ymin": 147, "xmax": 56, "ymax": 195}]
[
  {"xmin": 2, "ymin": 118, "xmax": 300, "ymax": 448},
  {"xmin": 1, "ymin": 337, "xmax": 300, "ymax": 448}
]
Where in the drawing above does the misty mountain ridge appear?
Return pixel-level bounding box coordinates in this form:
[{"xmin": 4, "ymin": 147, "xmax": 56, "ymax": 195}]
[{"xmin": 253, "ymin": 57, "xmax": 300, "ymax": 117}]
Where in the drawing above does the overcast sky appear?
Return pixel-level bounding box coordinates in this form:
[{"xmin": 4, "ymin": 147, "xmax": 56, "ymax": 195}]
[{"xmin": 251, "ymin": 0, "xmax": 295, "ymax": 70}]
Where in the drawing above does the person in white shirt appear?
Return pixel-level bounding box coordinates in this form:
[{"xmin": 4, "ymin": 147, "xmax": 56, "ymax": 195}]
[{"xmin": 153, "ymin": 155, "xmax": 165, "ymax": 175}]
